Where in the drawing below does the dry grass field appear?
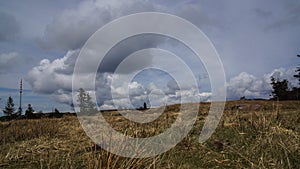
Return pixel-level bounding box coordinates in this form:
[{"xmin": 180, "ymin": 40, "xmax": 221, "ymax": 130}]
[{"xmin": 0, "ymin": 100, "xmax": 299, "ymax": 168}]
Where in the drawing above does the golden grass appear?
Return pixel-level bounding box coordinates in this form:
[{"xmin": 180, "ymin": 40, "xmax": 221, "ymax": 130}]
[{"xmin": 0, "ymin": 100, "xmax": 299, "ymax": 168}]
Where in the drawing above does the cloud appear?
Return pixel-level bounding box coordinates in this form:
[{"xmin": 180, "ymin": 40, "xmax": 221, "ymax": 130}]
[
  {"xmin": 0, "ymin": 52, "xmax": 19, "ymax": 73},
  {"xmin": 38, "ymin": 0, "xmax": 162, "ymax": 51},
  {"xmin": 227, "ymin": 68, "xmax": 298, "ymax": 99},
  {"xmin": 97, "ymin": 35, "xmax": 161, "ymax": 74},
  {"xmin": 25, "ymin": 50, "xmax": 78, "ymax": 95},
  {"xmin": 50, "ymin": 89, "xmax": 73, "ymax": 105},
  {"xmin": 27, "ymin": 50, "xmax": 297, "ymax": 107},
  {"xmin": 166, "ymin": 80, "xmax": 180, "ymax": 94},
  {"xmin": 266, "ymin": 68, "xmax": 299, "ymax": 88},
  {"xmin": 25, "ymin": 0, "xmax": 300, "ymax": 109},
  {"xmin": 96, "ymin": 71, "xmax": 210, "ymax": 110},
  {"xmin": 99, "ymin": 77, "xmax": 208, "ymax": 110},
  {"xmin": 37, "ymin": 0, "xmax": 170, "ymax": 77},
  {"xmin": 25, "ymin": 50, "xmax": 150, "ymax": 106},
  {"xmin": 26, "ymin": 50, "xmax": 210, "ymax": 109},
  {"xmin": 0, "ymin": 11, "xmax": 20, "ymax": 41},
  {"xmin": 227, "ymin": 72, "xmax": 270, "ymax": 99}
]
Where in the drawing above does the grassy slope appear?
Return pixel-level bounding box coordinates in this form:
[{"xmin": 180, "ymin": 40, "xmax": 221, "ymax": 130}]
[{"xmin": 0, "ymin": 100, "xmax": 299, "ymax": 168}]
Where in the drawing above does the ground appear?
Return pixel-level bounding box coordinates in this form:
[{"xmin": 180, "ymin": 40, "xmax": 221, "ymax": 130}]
[{"xmin": 0, "ymin": 100, "xmax": 299, "ymax": 168}]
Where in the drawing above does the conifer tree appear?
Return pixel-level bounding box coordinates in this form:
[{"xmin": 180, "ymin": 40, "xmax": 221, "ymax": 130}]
[
  {"xmin": 77, "ymin": 88, "xmax": 98, "ymax": 115},
  {"xmin": 270, "ymin": 77, "xmax": 288, "ymax": 100},
  {"xmin": 3, "ymin": 96, "xmax": 15, "ymax": 116},
  {"xmin": 294, "ymin": 55, "xmax": 300, "ymax": 86},
  {"xmin": 25, "ymin": 104, "xmax": 34, "ymax": 117}
]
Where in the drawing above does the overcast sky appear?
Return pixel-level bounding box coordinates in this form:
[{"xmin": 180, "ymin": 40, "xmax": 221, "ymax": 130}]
[{"xmin": 0, "ymin": 0, "xmax": 299, "ymax": 113}]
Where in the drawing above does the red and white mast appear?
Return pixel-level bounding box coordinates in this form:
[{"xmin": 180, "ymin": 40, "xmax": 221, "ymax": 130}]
[{"xmin": 19, "ymin": 79, "xmax": 22, "ymax": 113}]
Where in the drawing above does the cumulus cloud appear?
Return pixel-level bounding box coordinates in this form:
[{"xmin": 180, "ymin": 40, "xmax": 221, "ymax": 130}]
[
  {"xmin": 96, "ymin": 70, "xmax": 211, "ymax": 109},
  {"xmin": 0, "ymin": 52, "xmax": 19, "ymax": 73},
  {"xmin": 227, "ymin": 72, "xmax": 270, "ymax": 99},
  {"xmin": 227, "ymin": 68, "xmax": 298, "ymax": 99},
  {"xmin": 98, "ymin": 73, "xmax": 171, "ymax": 109},
  {"xmin": 25, "ymin": 50, "xmax": 78, "ymax": 96},
  {"xmin": 266, "ymin": 68, "xmax": 299, "ymax": 88},
  {"xmin": 27, "ymin": 50, "xmax": 297, "ymax": 107},
  {"xmin": 25, "ymin": 52, "xmax": 143, "ymax": 107},
  {"xmin": 26, "ymin": 49, "xmax": 209, "ymax": 109},
  {"xmin": 0, "ymin": 11, "xmax": 20, "ymax": 41},
  {"xmin": 99, "ymin": 78, "xmax": 207, "ymax": 110}
]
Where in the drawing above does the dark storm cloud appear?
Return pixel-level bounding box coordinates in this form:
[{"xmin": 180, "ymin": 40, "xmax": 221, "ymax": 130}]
[
  {"xmin": 38, "ymin": 0, "xmax": 161, "ymax": 51},
  {"xmin": 0, "ymin": 11, "xmax": 19, "ymax": 41},
  {"xmin": 98, "ymin": 34, "xmax": 163, "ymax": 74}
]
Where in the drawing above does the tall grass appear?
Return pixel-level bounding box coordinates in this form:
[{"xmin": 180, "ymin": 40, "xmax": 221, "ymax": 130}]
[{"xmin": 0, "ymin": 100, "xmax": 299, "ymax": 168}]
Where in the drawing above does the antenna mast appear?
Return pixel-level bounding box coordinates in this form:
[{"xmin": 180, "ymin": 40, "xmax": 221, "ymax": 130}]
[{"xmin": 19, "ymin": 79, "xmax": 22, "ymax": 114}]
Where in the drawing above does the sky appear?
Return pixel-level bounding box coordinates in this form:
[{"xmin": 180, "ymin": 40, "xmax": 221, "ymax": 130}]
[{"xmin": 0, "ymin": 0, "xmax": 299, "ymax": 114}]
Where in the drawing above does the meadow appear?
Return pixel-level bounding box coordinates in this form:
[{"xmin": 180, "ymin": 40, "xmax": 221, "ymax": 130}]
[{"xmin": 0, "ymin": 100, "xmax": 299, "ymax": 168}]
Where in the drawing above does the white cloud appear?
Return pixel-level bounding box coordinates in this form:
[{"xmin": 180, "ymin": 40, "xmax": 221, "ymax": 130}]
[
  {"xmin": 50, "ymin": 89, "xmax": 72, "ymax": 105},
  {"xmin": 25, "ymin": 50, "xmax": 79, "ymax": 103},
  {"xmin": 266, "ymin": 68, "xmax": 299, "ymax": 88},
  {"xmin": 227, "ymin": 68, "xmax": 298, "ymax": 99}
]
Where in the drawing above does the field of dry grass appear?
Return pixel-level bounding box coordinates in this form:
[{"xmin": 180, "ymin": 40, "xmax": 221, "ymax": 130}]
[{"xmin": 0, "ymin": 100, "xmax": 299, "ymax": 168}]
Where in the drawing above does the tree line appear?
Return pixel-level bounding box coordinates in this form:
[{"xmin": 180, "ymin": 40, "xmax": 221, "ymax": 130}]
[
  {"xmin": 1, "ymin": 88, "xmax": 97, "ymax": 119},
  {"xmin": 1, "ymin": 97, "xmax": 62, "ymax": 120}
]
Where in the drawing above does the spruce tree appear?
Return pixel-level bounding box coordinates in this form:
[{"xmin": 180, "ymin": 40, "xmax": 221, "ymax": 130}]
[
  {"xmin": 25, "ymin": 104, "xmax": 34, "ymax": 117},
  {"xmin": 54, "ymin": 108, "xmax": 60, "ymax": 114},
  {"xmin": 77, "ymin": 88, "xmax": 87, "ymax": 113},
  {"xmin": 3, "ymin": 96, "xmax": 15, "ymax": 116},
  {"xmin": 270, "ymin": 77, "xmax": 289, "ymax": 100},
  {"xmin": 86, "ymin": 93, "xmax": 97, "ymax": 115},
  {"xmin": 294, "ymin": 55, "xmax": 300, "ymax": 86},
  {"xmin": 77, "ymin": 88, "xmax": 97, "ymax": 115}
]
